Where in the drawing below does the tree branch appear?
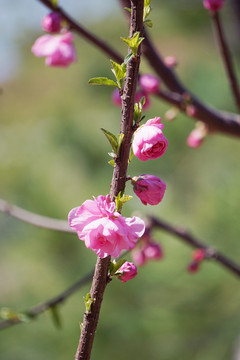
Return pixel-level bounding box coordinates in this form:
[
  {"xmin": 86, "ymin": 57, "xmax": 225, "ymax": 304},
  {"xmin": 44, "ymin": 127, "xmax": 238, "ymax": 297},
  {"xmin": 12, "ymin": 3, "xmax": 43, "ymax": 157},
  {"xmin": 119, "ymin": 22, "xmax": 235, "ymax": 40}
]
[
  {"xmin": 149, "ymin": 216, "xmax": 240, "ymax": 278},
  {"xmin": 211, "ymin": 11, "xmax": 240, "ymax": 111},
  {"xmin": 0, "ymin": 199, "xmax": 73, "ymax": 233},
  {"xmin": 36, "ymin": 0, "xmax": 240, "ymax": 137}
]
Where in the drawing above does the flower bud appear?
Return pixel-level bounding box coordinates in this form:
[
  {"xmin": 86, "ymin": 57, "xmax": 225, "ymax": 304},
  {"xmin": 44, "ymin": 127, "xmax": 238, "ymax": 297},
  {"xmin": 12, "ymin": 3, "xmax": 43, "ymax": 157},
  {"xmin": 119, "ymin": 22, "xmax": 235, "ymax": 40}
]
[
  {"xmin": 131, "ymin": 247, "xmax": 147, "ymax": 266},
  {"xmin": 143, "ymin": 242, "xmax": 163, "ymax": 260},
  {"xmin": 41, "ymin": 12, "xmax": 62, "ymax": 33},
  {"xmin": 139, "ymin": 74, "xmax": 160, "ymax": 94},
  {"xmin": 203, "ymin": 0, "xmax": 225, "ymax": 12},
  {"xmin": 117, "ymin": 261, "xmax": 138, "ymax": 283},
  {"xmin": 132, "ymin": 174, "xmax": 166, "ymax": 206},
  {"xmin": 164, "ymin": 55, "xmax": 178, "ymax": 68},
  {"xmin": 187, "ymin": 261, "xmax": 200, "ymax": 273},
  {"xmin": 192, "ymin": 249, "xmax": 206, "ymax": 262}
]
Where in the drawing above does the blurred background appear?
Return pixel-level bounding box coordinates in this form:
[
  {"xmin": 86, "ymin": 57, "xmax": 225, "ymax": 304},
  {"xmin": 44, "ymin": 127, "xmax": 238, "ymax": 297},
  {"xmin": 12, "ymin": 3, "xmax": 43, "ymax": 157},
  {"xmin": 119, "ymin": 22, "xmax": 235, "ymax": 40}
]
[{"xmin": 1, "ymin": 0, "xmax": 240, "ymax": 359}]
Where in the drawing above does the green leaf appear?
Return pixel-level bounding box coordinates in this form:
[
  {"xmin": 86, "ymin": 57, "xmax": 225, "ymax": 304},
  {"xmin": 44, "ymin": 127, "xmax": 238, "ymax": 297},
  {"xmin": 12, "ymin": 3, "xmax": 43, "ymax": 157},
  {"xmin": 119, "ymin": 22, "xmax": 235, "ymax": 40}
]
[
  {"xmin": 110, "ymin": 60, "xmax": 126, "ymax": 89},
  {"xmin": 101, "ymin": 128, "xmax": 118, "ymax": 154},
  {"xmin": 117, "ymin": 133, "xmax": 124, "ymax": 154},
  {"xmin": 121, "ymin": 32, "xmax": 144, "ymax": 56},
  {"xmin": 84, "ymin": 293, "xmax": 94, "ymax": 314},
  {"xmin": 124, "ymin": 7, "xmax": 131, "ymax": 13},
  {"xmin": 115, "ymin": 191, "xmax": 133, "ymax": 212},
  {"xmin": 124, "ymin": 53, "xmax": 134, "ymax": 64},
  {"xmin": 108, "ymin": 159, "xmax": 115, "ymax": 167},
  {"xmin": 110, "ymin": 259, "xmax": 126, "ymax": 275},
  {"xmin": 50, "ymin": 306, "xmax": 62, "ymax": 329},
  {"xmin": 128, "ymin": 146, "xmax": 134, "ymax": 164},
  {"xmin": 144, "ymin": 19, "xmax": 153, "ymax": 28},
  {"xmin": 144, "ymin": 0, "xmax": 151, "ymax": 6},
  {"xmin": 51, "ymin": 0, "xmax": 58, "ymax": 6},
  {"xmin": 89, "ymin": 77, "xmax": 118, "ymax": 88}
]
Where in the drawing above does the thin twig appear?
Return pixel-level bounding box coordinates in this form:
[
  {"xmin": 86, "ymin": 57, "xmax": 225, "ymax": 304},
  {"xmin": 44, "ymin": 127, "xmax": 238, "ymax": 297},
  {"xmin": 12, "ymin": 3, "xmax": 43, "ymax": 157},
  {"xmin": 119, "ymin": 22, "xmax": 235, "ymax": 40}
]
[
  {"xmin": 36, "ymin": 0, "xmax": 240, "ymax": 136},
  {"xmin": 0, "ymin": 199, "xmax": 74, "ymax": 233},
  {"xmin": 150, "ymin": 216, "xmax": 240, "ymax": 278},
  {"xmin": 0, "ymin": 271, "xmax": 93, "ymax": 330},
  {"xmin": 211, "ymin": 11, "xmax": 240, "ymax": 112}
]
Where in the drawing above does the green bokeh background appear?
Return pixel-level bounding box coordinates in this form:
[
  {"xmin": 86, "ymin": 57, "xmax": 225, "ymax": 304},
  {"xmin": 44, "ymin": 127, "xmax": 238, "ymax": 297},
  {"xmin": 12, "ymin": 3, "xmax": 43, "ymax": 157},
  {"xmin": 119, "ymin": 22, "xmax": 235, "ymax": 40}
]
[{"xmin": 1, "ymin": 1, "xmax": 240, "ymax": 359}]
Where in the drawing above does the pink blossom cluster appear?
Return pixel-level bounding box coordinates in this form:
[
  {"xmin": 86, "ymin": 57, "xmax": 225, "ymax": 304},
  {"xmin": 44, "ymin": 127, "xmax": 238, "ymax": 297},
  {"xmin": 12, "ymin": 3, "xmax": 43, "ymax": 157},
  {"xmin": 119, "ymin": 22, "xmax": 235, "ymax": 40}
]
[
  {"xmin": 187, "ymin": 249, "xmax": 206, "ymax": 273},
  {"xmin": 68, "ymin": 195, "xmax": 145, "ymax": 258},
  {"xmin": 32, "ymin": 12, "xmax": 76, "ymax": 67},
  {"xmin": 203, "ymin": 0, "xmax": 225, "ymax": 12},
  {"xmin": 131, "ymin": 234, "xmax": 163, "ymax": 266}
]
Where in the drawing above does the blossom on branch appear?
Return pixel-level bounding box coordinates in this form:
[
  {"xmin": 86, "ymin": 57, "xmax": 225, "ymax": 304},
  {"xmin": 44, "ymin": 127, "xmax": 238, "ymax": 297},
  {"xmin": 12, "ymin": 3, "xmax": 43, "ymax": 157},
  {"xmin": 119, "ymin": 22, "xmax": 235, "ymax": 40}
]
[
  {"xmin": 41, "ymin": 12, "xmax": 62, "ymax": 33},
  {"xmin": 68, "ymin": 195, "xmax": 145, "ymax": 258},
  {"xmin": 203, "ymin": 0, "xmax": 225, "ymax": 12},
  {"xmin": 139, "ymin": 74, "xmax": 160, "ymax": 94},
  {"xmin": 31, "ymin": 32, "xmax": 76, "ymax": 67},
  {"xmin": 132, "ymin": 174, "xmax": 166, "ymax": 206},
  {"xmin": 116, "ymin": 261, "xmax": 138, "ymax": 283},
  {"xmin": 132, "ymin": 117, "xmax": 168, "ymax": 161}
]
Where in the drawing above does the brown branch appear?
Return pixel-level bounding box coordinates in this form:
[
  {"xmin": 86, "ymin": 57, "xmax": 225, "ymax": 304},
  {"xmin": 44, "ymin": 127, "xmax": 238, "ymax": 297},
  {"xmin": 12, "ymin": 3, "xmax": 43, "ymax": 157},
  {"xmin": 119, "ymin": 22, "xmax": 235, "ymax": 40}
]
[
  {"xmin": 150, "ymin": 216, "xmax": 240, "ymax": 278},
  {"xmin": 75, "ymin": 2, "xmax": 144, "ymax": 360},
  {"xmin": 0, "ymin": 271, "xmax": 93, "ymax": 330},
  {"xmin": 0, "ymin": 199, "xmax": 74, "ymax": 233},
  {"xmin": 211, "ymin": 11, "xmax": 240, "ymax": 111},
  {"xmin": 36, "ymin": 0, "xmax": 240, "ymax": 136}
]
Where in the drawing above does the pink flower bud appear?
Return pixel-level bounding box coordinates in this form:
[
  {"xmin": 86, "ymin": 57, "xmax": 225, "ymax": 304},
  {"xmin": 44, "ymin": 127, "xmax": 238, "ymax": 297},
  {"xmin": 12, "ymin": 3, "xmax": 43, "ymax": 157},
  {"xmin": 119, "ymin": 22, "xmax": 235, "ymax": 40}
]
[
  {"xmin": 117, "ymin": 261, "xmax": 138, "ymax": 283},
  {"xmin": 164, "ymin": 56, "xmax": 178, "ymax": 68},
  {"xmin": 131, "ymin": 247, "xmax": 147, "ymax": 266},
  {"xmin": 41, "ymin": 12, "xmax": 62, "ymax": 33},
  {"xmin": 165, "ymin": 108, "xmax": 178, "ymax": 122},
  {"xmin": 203, "ymin": 0, "xmax": 225, "ymax": 12},
  {"xmin": 139, "ymin": 74, "xmax": 160, "ymax": 94},
  {"xmin": 132, "ymin": 174, "xmax": 166, "ymax": 206},
  {"xmin": 132, "ymin": 117, "xmax": 168, "ymax": 161},
  {"xmin": 192, "ymin": 249, "xmax": 206, "ymax": 262},
  {"xmin": 112, "ymin": 89, "xmax": 122, "ymax": 107},
  {"xmin": 135, "ymin": 91, "xmax": 151, "ymax": 110},
  {"xmin": 187, "ymin": 261, "xmax": 200, "ymax": 273},
  {"xmin": 186, "ymin": 129, "xmax": 204, "ymax": 148},
  {"xmin": 143, "ymin": 242, "xmax": 163, "ymax": 260},
  {"xmin": 32, "ymin": 32, "xmax": 76, "ymax": 67},
  {"xmin": 68, "ymin": 195, "xmax": 145, "ymax": 258},
  {"xmin": 186, "ymin": 105, "xmax": 197, "ymax": 117}
]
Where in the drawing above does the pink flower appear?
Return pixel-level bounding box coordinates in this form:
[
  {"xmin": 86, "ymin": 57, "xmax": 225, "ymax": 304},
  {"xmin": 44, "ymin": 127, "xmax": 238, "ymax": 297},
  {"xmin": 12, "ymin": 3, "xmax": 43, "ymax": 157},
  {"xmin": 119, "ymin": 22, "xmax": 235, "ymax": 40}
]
[
  {"xmin": 68, "ymin": 195, "xmax": 145, "ymax": 258},
  {"xmin": 203, "ymin": 0, "xmax": 225, "ymax": 11},
  {"xmin": 187, "ymin": 261, "xmax": 200, "ymax": 274},
  {"xmin": 143, "ymin": 242, "xmax": 163, "ymax": 260},
  {"xmin": 139, "ymin": 74, "xmax": 160, "ymax": 94},
  {"xmin": 41, "ymin": 12, "xmax": 62, "ymax": 33},
  {"xmin": 186, "ymin": 129, "xmax": 204, "ymax": 148},
  {"xmin": 131, "ymin": 247, "xmax": 147, "ymax": 266},
  {"xmin": 132, "ymin": 174, "xmax": 166, "ymax": 206},
  {"xmin": 31, "ymin": 32, "xmax": 76, "ymax": 67},
  {"xmin": 112, "ymin": 89, "xmax": 122, "ymax": 107},
  {"xmin": 117, "ymin": 261, "xmax": 138, "ymax": 283},
  {"xmin": 132, "ymin": 117, "xmax": 168, "ymax": 161}
]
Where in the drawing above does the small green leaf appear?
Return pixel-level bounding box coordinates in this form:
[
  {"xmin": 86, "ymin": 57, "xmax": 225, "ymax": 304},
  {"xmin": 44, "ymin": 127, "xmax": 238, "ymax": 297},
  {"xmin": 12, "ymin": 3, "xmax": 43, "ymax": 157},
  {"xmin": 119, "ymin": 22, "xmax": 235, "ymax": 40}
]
[
  {"xmin": 89, "ymin": 77, "xmax": 118, "ymax": 88},
  {"xmin": 121, "ymin": 32, "xmax": 144, "ymax": 56},
  {"xmin": 108, "ymin": 159, "xmax": 115, "ymax": 167},
  {"xmin": 128, "ymin": 146, "xmax": 134, "ymax": 164},
  {"xmin": 124, "ymin": 7, "xmax": 131, "ymax": 13},
  {"xmin": 110, "ymin": 259, "xmax": 126, "ymax": 275},
  {"xmin": 124, "ymin": 53, "xmax": 134, "ymax": 64},
  {"xmin": 117, "ymin": 133, "xmax": 124, "ymax": 154},
  {"xmin": 144, "ymin": 19, "xmax": 153, "ymax": 28},
  {"xmin": 84, "ymin": 293, "xmax": 94, "ymax": 314},
  {"xmin": 101, "ymin": 128, "xmax": 118, "ymax": 154},
  {"xmin": 144, "ymin": 0, "xmax": 151, "ymax": 6},
  {"xmin": 110, "ymin": 60, "xmax": 126, "ymax": 89},
  {"xmin": 115, "ymin": 191, "xmax": 133, "ymax": 212},
  {"xmin": 51, "ymin": 0, "xmax": 58, "ymax": 6},
  {"xmin": 50, "ymin": 306, "xmax": 62, "ymax": 329}
]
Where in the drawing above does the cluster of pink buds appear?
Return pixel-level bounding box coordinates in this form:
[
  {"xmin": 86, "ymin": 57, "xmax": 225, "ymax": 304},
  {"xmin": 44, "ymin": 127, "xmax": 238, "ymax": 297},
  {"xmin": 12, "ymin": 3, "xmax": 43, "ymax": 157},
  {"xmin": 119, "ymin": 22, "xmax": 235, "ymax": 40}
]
[
  {"xmin": 32, "ymin": 12, "xmax": 76, "ymax": 67},
  {"xmin": 131, "ymin": 234, "xmax": 163, "ymax": 267},
  {"xmin": 203, "ymin": 0, "xmax": 225, "ymax": 12},
  {"xmin": 187, "ymin": 249, "xmax": 206, "ymax": 273}
]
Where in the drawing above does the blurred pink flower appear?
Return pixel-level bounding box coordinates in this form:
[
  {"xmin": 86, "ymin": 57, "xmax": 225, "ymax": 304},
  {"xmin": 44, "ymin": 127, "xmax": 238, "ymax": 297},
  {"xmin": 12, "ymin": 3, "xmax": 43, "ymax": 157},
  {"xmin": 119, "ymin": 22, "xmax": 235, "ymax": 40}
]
[
  {"xmin": 203, "ymin": 0, "xmax": 225, "ymax": 11},
  {"xmin": 112, "ymin": 89, "xmax": 122, "ymax": 107},
  {"xmin": 139, "ymin": 74, "xmax": 160, "ymax": 94},
  {"xmin": 68, "ymin": 195, "xmax": 145, "ymax": 258},
  {"xmin": 117, "ymin": 261, "xmax": 138, "ymax": 283},
  {"xmin": 187, "ymin": 261, "xmax": 200, "ymax": 273},
  {"xmin": 164, "ymin": 55, "xmax": 178, "ymax": 68},
  {"xmin": 192, "ymin": 249, "xmax": 206, "ymax": 262},
  {"xmin": 32, "ymin": 32, "xmax": 76, "ymax": 67},
  {"xmin": 186, "ymin": 129, "xmax": 204, "ymax": 148},
  {"xmin": 143, "ymin": 242, "xmax": 163, "ymax": 260},
  {"xmin": 132, "ymin": 174, "xmax": 166, "ymax": 206},
  {"xmin": 41, "ymin": 12, "xmax": 62, "ymax": 33},
  {"xmin": 132, "ymin": 117, "xmax": 168, "ymax": 161},
  {"xmin": 131, "ymin": 247, "xmax": 147, "ymax": 266}
]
